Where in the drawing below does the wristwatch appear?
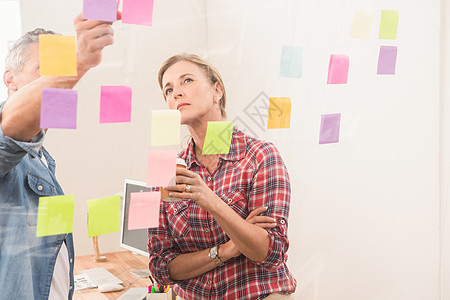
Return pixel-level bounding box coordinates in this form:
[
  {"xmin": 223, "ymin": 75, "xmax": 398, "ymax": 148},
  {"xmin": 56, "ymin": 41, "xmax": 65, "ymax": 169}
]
[{"xmin": 208, "ymin": 245, "xmax": 225, "ymax": 266}]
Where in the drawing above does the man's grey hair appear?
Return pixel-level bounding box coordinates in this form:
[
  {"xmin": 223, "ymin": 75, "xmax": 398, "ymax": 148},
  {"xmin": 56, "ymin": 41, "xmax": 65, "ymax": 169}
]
[{"xmin": 5, "ymin": 28, "xmax": 59, "ymax": 74}]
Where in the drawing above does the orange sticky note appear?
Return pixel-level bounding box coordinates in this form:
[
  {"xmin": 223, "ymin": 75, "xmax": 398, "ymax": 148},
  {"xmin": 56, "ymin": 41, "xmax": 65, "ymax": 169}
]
[
  {"xmin": 267, "ymin": 97, "xmax": 291, "ymax": 129},
  {"xmin": 39, "ymin": 35, "xmax": 77, "ymax": 76}
]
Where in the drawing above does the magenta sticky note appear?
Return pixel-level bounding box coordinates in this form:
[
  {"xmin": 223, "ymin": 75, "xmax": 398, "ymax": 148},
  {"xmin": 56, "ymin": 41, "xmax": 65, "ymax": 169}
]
[
  {"xmin": 83, "ymin": 0, "xmax": 117, "ymax": 22},
  {"xmin": 128, "ymin": 191, "xmax": 161, "ymax": 230},
  {"xmin": 377, "ymin": 46, "xmax": 397, "ymax": 75},
  {"xmin": 147, "ymin": 150, "xmax": 178, "ymax": 187},
  {"xmin": 122, "ymin": 0, "xmax": 154, "ymax": 26},
  {"xmin": 327, "ymin": 55, "xmax": 349, "ymax": 84},
  {"xmin": 40, "ymin": 88, "xmax": 77, "ymax": 129},
  {"xmin": 319, "ymin": 113, "xmax": 341, "ymax": 144},
  {"xmin": 100, "ymin": 85, "xmax": 132, "ymax": 123}
]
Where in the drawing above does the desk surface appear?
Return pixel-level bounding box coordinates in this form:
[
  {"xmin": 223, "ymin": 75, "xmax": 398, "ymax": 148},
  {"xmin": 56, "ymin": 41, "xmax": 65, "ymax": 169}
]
[{"xmin": 74, "ymin": 251, "xmax": 151, "ymax": 300}]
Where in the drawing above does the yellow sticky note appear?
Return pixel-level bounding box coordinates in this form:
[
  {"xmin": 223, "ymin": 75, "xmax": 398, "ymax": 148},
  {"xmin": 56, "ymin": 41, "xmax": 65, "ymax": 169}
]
[
  {"xmin": 202, "ymin": 121, "xmax": 233, "ymax": 155},
  {"xmin": 267, "ymin": 97, "xmax": 291, "ymax": 129},
  {"xmin": 379, "ymin": 10, "xmax": 399, "ymax": 40},
  {"xmin": 151, "ymin": 110, "xmax": 180, "ymax": 146},
  {"xmin": 87, "ymin": 196, "xmax": 121, "ymax": 237},
  {"xmin": 36, "ymin": 195, "xmax": 75, "ymax": 237},
  {"xmin": 350, "ymin": 9, "xmax": 373, "ymax": 39},
  {"xmin": 39, "ymin": 35, "xmax": 77, "ymax": 76}
]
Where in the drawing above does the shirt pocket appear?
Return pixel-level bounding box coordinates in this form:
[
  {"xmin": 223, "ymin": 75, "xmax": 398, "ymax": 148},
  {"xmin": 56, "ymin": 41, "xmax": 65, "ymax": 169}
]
[
  {"xmin": 166, "ymin": 201, "xmax": 191, "ymax": 239},
  {"xmin": 221, "ymin": 189, "xmax": 248, "ymax": 218},
  {"xmin": 26, "ymin": 172, "xmax": 57, "ymax": 226}
]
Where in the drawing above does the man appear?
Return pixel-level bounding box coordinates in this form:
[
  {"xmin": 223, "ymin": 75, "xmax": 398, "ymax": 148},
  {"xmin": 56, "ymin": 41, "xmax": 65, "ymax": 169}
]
[{"xmin": 0, "ymin": 12, "xmax": 118, "ymax": 299}]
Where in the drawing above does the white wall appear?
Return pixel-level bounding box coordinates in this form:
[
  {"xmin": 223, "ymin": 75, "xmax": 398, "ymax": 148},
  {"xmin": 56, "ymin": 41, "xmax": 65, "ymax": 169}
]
[{"xmin": 18, "ymin": 0, "xmax": 442, "ymax": 299}]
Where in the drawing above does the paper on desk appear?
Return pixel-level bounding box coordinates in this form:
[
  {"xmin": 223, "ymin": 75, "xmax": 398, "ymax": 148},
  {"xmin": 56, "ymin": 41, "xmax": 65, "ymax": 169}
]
[{"xmin": 74, "ymin": 274, "xmax": 96, "ymax": 290}]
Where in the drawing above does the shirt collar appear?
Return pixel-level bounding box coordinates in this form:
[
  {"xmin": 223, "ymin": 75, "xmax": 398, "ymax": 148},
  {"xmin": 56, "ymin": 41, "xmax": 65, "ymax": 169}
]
[{"xmin": 181, "ymin": 127, "xmax": 246, "ymax": 168}]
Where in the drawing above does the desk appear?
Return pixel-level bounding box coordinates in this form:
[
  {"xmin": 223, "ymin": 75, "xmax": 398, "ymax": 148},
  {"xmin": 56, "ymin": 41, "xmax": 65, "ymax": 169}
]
[{"xmin": 74, "ymin": 251, "xmax": 151, "ymax": 300}]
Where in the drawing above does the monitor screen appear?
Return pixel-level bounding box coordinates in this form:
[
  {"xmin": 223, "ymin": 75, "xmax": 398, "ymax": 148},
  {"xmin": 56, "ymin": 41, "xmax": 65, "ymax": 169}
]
[{"xmin": 120, "ymin": 179, "xmax": 152, "ymax": 257}]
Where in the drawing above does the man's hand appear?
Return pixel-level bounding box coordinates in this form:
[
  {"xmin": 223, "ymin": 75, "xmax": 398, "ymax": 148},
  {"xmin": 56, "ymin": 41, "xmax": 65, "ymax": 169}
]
[{"xmin": 73, "ymin": 12, "xmax": 119, "ymax": 77}]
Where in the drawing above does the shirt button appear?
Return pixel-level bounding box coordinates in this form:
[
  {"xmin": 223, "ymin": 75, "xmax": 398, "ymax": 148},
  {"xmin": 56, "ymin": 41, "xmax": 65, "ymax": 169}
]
[
  {"xmin": 205, "ymin": 228, "xmax": 209, "ymax": 232},
  {"xmin": 227, "ymin": 199, "xmax": 232, "ymax": 204},
  {"xmin": 207, "ymin": 280, "xmax": 212, "ymax": 285},
  {"xmin": 280, "ymin": 219, "xmax": 285, "ymax": 224},
  {"xmin": 173, "ymin": 208, "xmax": 178, "ymax": 213},
  {"xmin": 37, "ymin": 185, "xmax": 43, "ymax": 191},
  {"xmin": 208, "ymin": 176, "xmax": 212, "ymax": 181}
]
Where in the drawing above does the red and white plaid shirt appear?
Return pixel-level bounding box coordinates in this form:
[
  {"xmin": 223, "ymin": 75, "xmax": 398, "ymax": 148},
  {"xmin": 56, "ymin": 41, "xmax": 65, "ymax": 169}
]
[{"xmin": 148, "ymin": 128, "xmax": 297, "ymax": 300}]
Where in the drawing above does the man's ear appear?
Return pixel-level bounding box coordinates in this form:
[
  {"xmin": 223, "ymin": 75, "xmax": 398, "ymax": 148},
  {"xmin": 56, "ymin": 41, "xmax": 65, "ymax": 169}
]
[{"xmin": 3, "ymin": 70, "xmax": 17, "ymax": 94}]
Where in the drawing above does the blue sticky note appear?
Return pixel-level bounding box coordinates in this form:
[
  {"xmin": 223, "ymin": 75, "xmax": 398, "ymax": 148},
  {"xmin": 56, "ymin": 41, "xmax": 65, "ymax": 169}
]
[{"xmin": 280, "ymin": 45, "xmax": 303, "ymax": 78}]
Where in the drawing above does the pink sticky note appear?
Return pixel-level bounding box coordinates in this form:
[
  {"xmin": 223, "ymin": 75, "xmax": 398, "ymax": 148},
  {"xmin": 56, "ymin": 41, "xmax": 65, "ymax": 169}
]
[
  {"xmin": 122, "ymin": 0, "xmax": 154, "ymax": 26},
  {"xmin": 128, "ymin": 192, "xmax": 161, "ymax": 230},
  {"xmin": 40, "ymin": 88, "xmax": 77, "ymax": 129},
  {"xmin": 327, "ymin": 55, "xmax": 349, "ymax": 84},
  {"xmin": 319, "ymin": 113, "xmax": 341, "ymax": 144},
  {"xmin": 100, "ymin": 85, "xmax": 132, "ymax": 123},
  {"xmin": 147, "ymin": 150, "xmax": 178, "ymax": 187},
  {"xmin": 377, "ymin": 46, "xmax": 397, "ymax": 75},
  {"xmin": 83, "ymin": 0, "xmax": 117, "ymax": 22}
]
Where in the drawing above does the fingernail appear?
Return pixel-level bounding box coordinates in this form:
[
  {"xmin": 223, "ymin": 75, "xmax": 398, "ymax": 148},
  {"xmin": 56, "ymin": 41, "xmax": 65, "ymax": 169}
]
[
  {"xmin": 272, "ymin": 223, "xmax": 277, "ymax": 226},
  {"xmin": 168, "ymin": 193, "xmax": 172, "ymax": 196},
  {"xmin": 272, "ymin": 218, "xmax": 277, "ymax": 222}
]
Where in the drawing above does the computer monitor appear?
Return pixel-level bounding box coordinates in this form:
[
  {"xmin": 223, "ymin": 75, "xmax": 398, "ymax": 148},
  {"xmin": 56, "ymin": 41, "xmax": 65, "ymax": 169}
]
[{"xmin": 120, "ymin": 179, "xmax": 152, "ymax": 257}]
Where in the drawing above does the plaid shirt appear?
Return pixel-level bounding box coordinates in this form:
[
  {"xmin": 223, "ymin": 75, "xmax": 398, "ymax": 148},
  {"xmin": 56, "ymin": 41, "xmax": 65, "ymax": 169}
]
[{"xmin": 148, "ymin": 128, "xmax": 296, "ymax": 300}]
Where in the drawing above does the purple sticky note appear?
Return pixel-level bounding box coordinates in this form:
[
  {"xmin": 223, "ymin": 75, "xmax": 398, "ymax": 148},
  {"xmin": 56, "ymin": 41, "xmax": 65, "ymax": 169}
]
[
  {"xmin": 319, "ymin": 113, "xmax": 341, "ymax": 144},
  {"xmin": 100, "ymin": 85, "xmax": 132, "ymax": 123},
  {"xmin": 40, "ymin": 88, "xmax": 77, "ymax": 129},
  {"xmin": 327, "ymin": 55, "xmax": 349, "ymax": 84},
  {"xmin": 377, "ymin": 46, "xmax": 397, "ymax": 75},
  {"xmin": 147, "ymin": 150, "xmax": 178, "ymax": 187},
  {"xmin": 128, "ymin": 192, "xmax": 161, "ymax": 230},
  {"xmin": 83, "ymin": 0, "xmax": 117, "ymax": 22},
  {"xmin": 122, "ymin": 0, "xmax": 154, "ymax": 26}
]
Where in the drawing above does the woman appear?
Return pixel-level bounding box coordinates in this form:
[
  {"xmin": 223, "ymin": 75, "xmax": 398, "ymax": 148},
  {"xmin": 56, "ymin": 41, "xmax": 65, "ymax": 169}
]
[{"xmin": 148, "ymin": 53, "xmax": 296, "ymax": 300}]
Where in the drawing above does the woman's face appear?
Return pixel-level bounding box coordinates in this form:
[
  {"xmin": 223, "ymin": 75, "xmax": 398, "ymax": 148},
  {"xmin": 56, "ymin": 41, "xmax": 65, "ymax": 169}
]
[{"xmin": 162, "ymin": 60, "xmax": 222, "ymax": 125}]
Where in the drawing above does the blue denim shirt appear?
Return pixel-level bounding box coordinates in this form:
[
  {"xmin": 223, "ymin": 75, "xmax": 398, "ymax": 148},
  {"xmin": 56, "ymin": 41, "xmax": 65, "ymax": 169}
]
[{"xmin": 0, "ymin": 103, "xmax": 74, "ymax": 300}]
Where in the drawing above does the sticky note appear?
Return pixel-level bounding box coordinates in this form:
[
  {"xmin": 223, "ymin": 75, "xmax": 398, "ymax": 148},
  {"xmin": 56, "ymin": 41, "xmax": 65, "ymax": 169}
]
[
  {"xmin": 100, "ymin": 85, "xmax": 132, "ymax": 123},
  {"xmin": 39, "ymin": 35, "xmax": 77, "ymax": 76},
  {"xmin": 327, "ymin": 55, "xmax": 349, "ymax": 84},
  {"xmin": 147, "ymin": 150, "xmax": 178, "ymax": 187},
  {"xmin": 202, "ymin": 121, "xmax": 233, "ymax": 155},
  {"xmin": 280, "ymin": 46, "xmax": 303, "ymax": 78},
  {"xmin": 36, "ymin": 195, "xmax": 75, "ymax": 237},
  {"xmin": 379, "ymin": 10, "xmax": 399, "ymax": 40},
  {"xmin": 40, "ymin": 88, "xmax": 77, "ymax": 129},
  {"xmin": 267, "ymin": 97, "xmax": 291, "ymax": 129},
  {"xmin": 87, "ymin": 196, "xmax": 121, "ymax": 237},
  {"xmin": 377, "ymin": 46, "xmax": 397, "ymax": 75},
  {"xmin": 350, "ymin": 9, "xmax": 373, "ymax": 39},
  {"xmin": 151, "ymin": 110, "xmax": 180, "ymax": 147},
  {"xmin": 122, "ymin": 0, "xmax": 154, "ymax": 26},
  {"xmin": 128, "ymin": 192, "xmax": 161, "ymax": 230},
  {"xmin": 319, "ymin": 113, "xmax": 341, "ymax": 144},
  {"xmin": 83, "ymin": 0, "xmax": 117, "ymax": 22}
]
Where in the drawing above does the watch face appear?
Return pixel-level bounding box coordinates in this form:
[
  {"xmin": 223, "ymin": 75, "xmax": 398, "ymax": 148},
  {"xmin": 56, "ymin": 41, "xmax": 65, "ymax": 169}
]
[{"xmin": 209, "ymin": 246, "xmax": 218, "ymax": 259}]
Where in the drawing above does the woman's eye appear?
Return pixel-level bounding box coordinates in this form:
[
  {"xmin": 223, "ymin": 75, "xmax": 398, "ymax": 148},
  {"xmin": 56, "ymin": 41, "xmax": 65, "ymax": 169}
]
[
  {"xmin": 165, "ymin": 88, "xmax": 173, "ymax": 95},
  {"xmin": 184, "ymin": 78, "xmax": 193, "ymax": 83}
]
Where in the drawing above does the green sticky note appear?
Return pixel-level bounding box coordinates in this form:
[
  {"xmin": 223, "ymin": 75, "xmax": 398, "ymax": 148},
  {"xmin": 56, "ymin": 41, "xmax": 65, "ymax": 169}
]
[
  {"xmin": 379, "ymin": 10, "xmax": 399, "ymax": 40},
  {"xmin": 202, "ymin": 121, "xmax": 233, "ymax": 155},
  {"xmin": 36, "ymin": 195, "xmax": 75, "ymax": 237},
  {"xmin": 151, "ymin": 110, "xmax": 180, "ymax": 146},
  {"xmin": 87, "ymin": 195, "xmax": 121, "ymax": 237}
]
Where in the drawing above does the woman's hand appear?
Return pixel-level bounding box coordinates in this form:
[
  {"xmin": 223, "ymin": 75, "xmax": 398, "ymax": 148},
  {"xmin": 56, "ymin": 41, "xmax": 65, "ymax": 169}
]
[
  {"xmin": 164, "ymin": 167, "xmax": 221, "ymax": 212},
  {"xmin": 219, "ymin": 207, "xmax": 277, "ymax": 261}
]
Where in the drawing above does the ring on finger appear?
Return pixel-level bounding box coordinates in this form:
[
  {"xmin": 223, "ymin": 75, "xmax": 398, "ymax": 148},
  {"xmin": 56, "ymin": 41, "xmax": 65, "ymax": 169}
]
[{"xmin": 185, "ymin": 184, "xmax": 191, "ymax": 193}]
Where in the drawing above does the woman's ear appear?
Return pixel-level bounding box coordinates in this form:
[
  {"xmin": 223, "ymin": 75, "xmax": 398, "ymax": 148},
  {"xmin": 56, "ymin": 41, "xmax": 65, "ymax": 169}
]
[{"xmin": 213, "ymin": 82, "xmax": 223, "ymax": 104}]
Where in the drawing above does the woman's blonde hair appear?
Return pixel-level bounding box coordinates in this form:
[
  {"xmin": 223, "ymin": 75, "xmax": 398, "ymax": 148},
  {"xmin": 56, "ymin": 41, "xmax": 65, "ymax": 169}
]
[{"xmin": 158, "ymin": 53, "xmax": 227, "ymax": 119}]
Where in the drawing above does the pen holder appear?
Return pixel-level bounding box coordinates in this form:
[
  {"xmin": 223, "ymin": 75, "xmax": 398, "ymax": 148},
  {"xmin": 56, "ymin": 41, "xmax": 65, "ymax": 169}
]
[{"xmin": 146, "ymin": 288, "xmax": 176, "ymax": 300}]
